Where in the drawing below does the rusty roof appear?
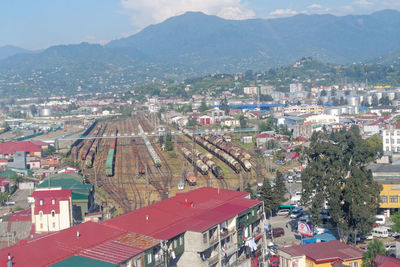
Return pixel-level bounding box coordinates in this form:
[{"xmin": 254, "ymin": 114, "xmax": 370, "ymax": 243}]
[{"xmin": 115, "ymin": 232, "xmax": 160, "ymax": 250}]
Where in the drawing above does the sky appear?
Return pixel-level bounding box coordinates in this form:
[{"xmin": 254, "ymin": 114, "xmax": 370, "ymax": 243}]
[{"xmin": 1, "ymin": 0, "xmax": 400, "ymax": 50}]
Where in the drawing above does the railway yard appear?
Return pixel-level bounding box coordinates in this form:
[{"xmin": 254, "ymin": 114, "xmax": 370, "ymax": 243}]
[{"xmin": 71, "ymin": 113, "xmax": 265, "ymax": 215}]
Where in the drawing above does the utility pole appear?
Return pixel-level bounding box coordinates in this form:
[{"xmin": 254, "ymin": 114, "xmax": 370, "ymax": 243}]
[{"xmin": 146, "ymin": 164, "xmax": 150, "ymax": 206}]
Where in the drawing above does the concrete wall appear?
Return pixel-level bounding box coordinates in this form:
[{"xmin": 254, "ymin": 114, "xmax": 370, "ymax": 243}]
[{"xmin": 59, "ymin": 200, "xmax": 71, "ymax": 230}]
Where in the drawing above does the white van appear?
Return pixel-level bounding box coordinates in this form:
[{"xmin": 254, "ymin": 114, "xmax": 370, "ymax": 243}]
[
  {"xmin": 375, "ymin": 215, "xmax": 385, "ymax": 225},
  {"xmin": 372, "ymin": 226, "xmax": 390, "ymax": 238}
]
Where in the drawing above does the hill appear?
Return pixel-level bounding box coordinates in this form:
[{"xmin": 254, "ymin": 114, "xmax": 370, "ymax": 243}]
[{"xmin": 0, "ymin": 45, "xmax": 35, "ymax": 60}]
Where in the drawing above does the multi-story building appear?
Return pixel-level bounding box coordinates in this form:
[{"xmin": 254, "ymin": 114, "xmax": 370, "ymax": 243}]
[
  {"xmin": 289, "ymin": 83, "xmax": 304, "ymax": 93},
  {"xmin": 382, "ymin": 123, "xmax": 400, "ymax": 153},
  {"xmin": 1, "ymin": 187, "xmax": 265, "ymax": 267},
  {"xmin": 243, "ymin": 86, "xmax": 258, "ymax": 95},
  {"xmin": 372, "ymin": 164, "xmax": 400, "ymax": 215},
  {"xmin": 30, "ymin": 189, "xmax": 73, "ymax": 233}
]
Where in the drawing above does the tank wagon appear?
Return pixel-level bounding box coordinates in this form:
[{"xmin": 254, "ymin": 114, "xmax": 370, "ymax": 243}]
[
  {"xmin": 183, "ymin": 170, "xmax": 196, "ymax": 186},
  {"xmin": 138, "ymin": 122, "xmax": 161, "ymax": 167},
  {"xmin": 194, "ymin": 149, "xmax": 224, "ymax": 179},
  {"xmin": 181, "ymin": 147, "xmax": 208, "ymax": 175},
  {"xmin": 188, "ymin": 134, "xmax": 241, "ymax": 173},
  {"xmin": 203, "ymin": 135, "xmax": 252, "ymax": 172}
]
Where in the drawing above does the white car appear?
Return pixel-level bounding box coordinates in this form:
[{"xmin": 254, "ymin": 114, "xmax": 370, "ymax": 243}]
[
  {"xmin": 385, "ymin": 244, "xmax": 396, "ymax": 251},
  {"xmin": 287, "ymin": 176, "xmax": 293, "ymax": 183},
  {"xmin": 277, "ymin": 209, "xmax": 290, "ymax": 216}
]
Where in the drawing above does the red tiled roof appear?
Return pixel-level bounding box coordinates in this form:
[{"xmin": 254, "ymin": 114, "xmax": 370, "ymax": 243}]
[
  {"xmin": 278, "ymin": 241, "xmax": 362, "ymax": 263},
  {"xmin": 256, "ymin": 133, "xmax": 274, "ymax": 139},
  {"xmin": 0, "ymin": 141, "xmax": 42, "ymax": 155},
  {"xmin": 379, "ymin": 261, "xmax": 400, "ymax": 267},
  {"xmin": 0, "ymin": 222, "xmax": 127, "ymax": 267},
  {"xmin": 9, "ymin": 209, "xmax": 31, "ymax": 222}
]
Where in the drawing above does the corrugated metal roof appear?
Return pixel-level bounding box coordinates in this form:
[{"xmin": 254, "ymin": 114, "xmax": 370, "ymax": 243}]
[
  {"xmin": 78, "ymin": 240, "xmax": 143, "ymax": 264},
  {"xmin": 115, "ymin": 233, "xmax": 160, "ymax": 250}
]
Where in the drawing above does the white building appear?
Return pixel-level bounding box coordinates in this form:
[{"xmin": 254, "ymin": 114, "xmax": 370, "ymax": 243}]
[
  {"xmin": 30, "ymin": 188, "xmax": 73, "ymax": 233},
  {"xmin": 383, "ymin": 123, "xmax": 400, "ymax": 153},
  {"xmin": 243, "ymin": 86, "xmax": 258, "ymax": 95},
  {"xmin": 290, "ymin": 83, "xmax": 304, "ymax": 93}
]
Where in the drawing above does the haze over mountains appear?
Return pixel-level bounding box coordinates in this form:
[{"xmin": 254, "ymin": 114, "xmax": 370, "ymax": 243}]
[{"xmin": 1, "ymin": 10, "xmax": 400, "ymax": 96}]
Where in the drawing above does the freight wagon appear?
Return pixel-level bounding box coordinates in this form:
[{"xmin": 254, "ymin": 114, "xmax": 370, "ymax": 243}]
[
  {"xmin": 194, "ymin": 150, "xmax": 224, "ymax": 179},
  {"xmin": 138, "ymin": 122, "xmax": 161, "ymax": 167},
  {"xmin": 181, "ymin": 147, "xmax": 208, "ymax": 175}
]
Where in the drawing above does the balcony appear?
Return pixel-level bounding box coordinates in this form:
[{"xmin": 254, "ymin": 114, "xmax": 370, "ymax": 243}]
[{"xmin": 220, "ymin": 228, "xmax": 236, "ymax": 239}]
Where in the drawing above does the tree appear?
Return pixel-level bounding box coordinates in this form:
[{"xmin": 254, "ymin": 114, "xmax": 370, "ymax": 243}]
[
  {"xmin": 259, "ymin": 179, "xmax": 276, "ymax": 216},
  {"xmin": 165, "ymin": 141, "xmax": 174, "ymax": 151},
  {"xmin": 43, "ymin": 146, "xmax": 56, "ymax": 157},
  {"xmin": 391, "ymin": 210, "xmax": 400, "ymax": 232},
  {"xmin": 199, "ymin": 99, "xmax": 209, "ymax": 113},
  {"xmin": 245, "ymin": 183, "xmax": 254, "ymax": 199},
  {"xmin": 220, "ymin": 97, "xmax": 230, "ymax": 115},
  {"xmin": 273, "ymin": 171, "xmax": 287, "ymax": 206},
  {"xmin": 301, "ymin": 126, "xmax": 382, "ymax": 241},
  {"xmin": 362, "ymin": 239, "xmax": 385, "ymax": 267},
  {"xmin": 239, "ymin": 115, "xmax": 248, "ymax": 129}
]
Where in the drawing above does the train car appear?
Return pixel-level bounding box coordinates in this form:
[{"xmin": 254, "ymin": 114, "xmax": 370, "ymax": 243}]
[
  {"xmin": 138, "ymin": 123, "xmax": 161, "ymax": 168},
  {"xmin": 183, "ymin": 170, "xmax": 196, "ymax": 186},
  {"xmin": 181, "ymin": 147, "xmax": 208, "ymax": 175},
  {"xmin": 138, "ymin": 160, "xmax": 146, "ymax": 175},
  {"xmin": 85, "ymin": 150, "xmax": 94, "ymax": 168},
  {"xmin": 105, "ymin": 148, "xmax": 115, "ymax": 176}
]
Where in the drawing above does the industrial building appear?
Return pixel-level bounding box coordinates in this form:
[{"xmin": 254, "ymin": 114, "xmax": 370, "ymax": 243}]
[{"xmin": 0, "ymin": 187, "xmax": 264, "ymax": 267}]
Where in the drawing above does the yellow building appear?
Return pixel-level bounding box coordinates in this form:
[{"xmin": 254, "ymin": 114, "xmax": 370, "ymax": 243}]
[
  {"xmin": 372, "ymin": 164, "xmax": 400, "ymax": 210},
  {"xmin": 278, "ymin": 240, "xmax": 363, "ymax": 267}
]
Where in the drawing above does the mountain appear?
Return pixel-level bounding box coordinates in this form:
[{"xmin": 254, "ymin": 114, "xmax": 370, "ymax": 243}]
[
  {"xmin": 1, "ymin": 10, "xmax": 400, "ymax": 97},
  {"xmin": 107, "ymin": 10, "xmax": 400, "ymax": 72},
  {"xmin": 0, "ymin": 45, "xmax": 35, "ymax": 60}
]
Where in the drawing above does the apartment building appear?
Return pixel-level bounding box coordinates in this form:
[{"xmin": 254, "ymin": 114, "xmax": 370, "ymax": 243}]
[
  {"xmin": 1, "ymin": 187, "xmax": 264, "ymax": 267},
  {"xmin": 382, "ymin": 123, "xmax": 400, "ymax": 153}
]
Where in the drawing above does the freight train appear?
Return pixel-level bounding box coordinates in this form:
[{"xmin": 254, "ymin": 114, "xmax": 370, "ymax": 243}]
[
  {"xmin": 80, "ymin": 125, "xmax": 103, "ymax": 161},
  {"xmin": 187, "ymin": 133, "xmax": 241, "ymax": 173},
  {"xmin": 203, "ymin": 135, "xmax": 252, "ymax": 172},
  {"xmin": 85, "ymin": 125, "xmax": 106, "ymax": 168},
  {"xmin": 194, "ymin": 149, "xmax": 224, "ymax": 179},
  {"xmin": 132, "ymin": 139, "xmax": 146, "ymax": 175},
  {"xmin": 181, "ymin": 147, "xmax": 208, "ymax": 175},
  {"xmin": 138, "ymin": 122, "xmax": 161, "ymax": 167},
  {"xmin": 105, "ymin": 128, "xmax": 118, "ymax": 176}
]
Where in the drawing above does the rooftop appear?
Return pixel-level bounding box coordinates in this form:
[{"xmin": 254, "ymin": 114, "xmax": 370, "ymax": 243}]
[
  {"xmin": 0, "ymin": 141, "xmax": 42, "ymax": 155},
  {"xmin": 278, "ymin": 240, "xmax": 362, "ymax": 263}
]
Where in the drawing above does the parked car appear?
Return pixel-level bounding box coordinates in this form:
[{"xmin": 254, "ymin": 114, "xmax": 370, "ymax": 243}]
[
  {"xmin": 287, "ymin": 176, "xmax": 293, "ymax": 183},
  {"xmin": 375, "ymin": 215, "xmax": 386, "ymax": 225},
  {"xmin": 277, "ymin": 209, "xmax": 290, "ymax": 216},
  {"xmin": 299, "ymin": 213, "xmax": 310, "ymax": 223},
  {"xmin": 385, "ymin": 244, "xmax": 396, "ymax": 252},
  {"xmin": 290, "ymin": 210, "xmax": 303, "ymax": 219},
  {"xmin": 372, "ymin": 226, "xmax": 390, "ymax": 238},
  {"xmin": 271, "ymin": 228, "xmax": 285, "ymax": 238}
]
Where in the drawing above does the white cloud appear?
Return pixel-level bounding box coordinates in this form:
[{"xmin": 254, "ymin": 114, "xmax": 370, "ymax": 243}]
[
  {"xmin": 307, "ymin": 4, "xmax": 323, "ymax": 9},
  {"xmin": 120, "ymin": 0, "xmax": 255, "ymax": 30},
  {"xmin": 353, "ymin": 0, "xmax": 374, "ymax": 8},
  {"xmin": 305, "ymin": 4, "xmax": 331, "ymax": 14},
  {"xmin": 268, "ymin": 8, "xmax": 298, "ymax": 18}
]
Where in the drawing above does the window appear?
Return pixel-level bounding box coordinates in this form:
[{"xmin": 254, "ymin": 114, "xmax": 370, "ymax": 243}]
[
  {"xmin": 179, "ymin": 236, "xmax": 183, "ymax": 246},
  {"xmin": 381, "ymin": 195, "xmax": 388, "ymax": 203},
  {"xmin": 350, "ymin": 262, "xmax": 359, "ymax": 267},
  {"xmin": 39, "ymin": 211, "xmax": 43, "ymax": 219},
  {"xmin": 252, "ymin": 210, "xmax": 255, "ymax": 217},
  {"xmin": 52, "ymin": 199, "xmax": 55, "ymax": 205},
  {"xmin": 147, "ymin": 253, "xmax": 152, "ymax": 264},
  {"xmin": 52, "ymin": 222, "xmax": 55, "ymax": 228},
  {"xmin": 397, "ymin": 139, "xmax": 400, "ymax": 144},
  {"xmin": 203, "ymin": 233, "xmax": 207, "ymax": 243},
  {"xmin": 40, "ymin": 224, "xmax": 43, "ymax": 229},
  {"xmin": 51, "ymin": 210, "xmax": 55, "ymax": 217},
  {"xmin": 39, "ymin": 199, "xmax": 43, "ymax": 205},
  {"xmin": 390, "ymin": 196, "xmax": 398, "ymax": 203},
  {"xmin": 174, "ymin": 239, "xmax": 177, "ymax": 248}
]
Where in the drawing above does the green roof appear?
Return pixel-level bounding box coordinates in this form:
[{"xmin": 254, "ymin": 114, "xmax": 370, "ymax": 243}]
[
  {"xmin": 51, "ymin": 256, "xmax": 117, "ymax": 267},
  {"xmin": 37, "ymin": 173, "xmax": 92, "ymax": 200}
]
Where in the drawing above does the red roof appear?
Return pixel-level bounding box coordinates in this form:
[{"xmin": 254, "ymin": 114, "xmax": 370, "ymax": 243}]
[
  {"xmin": 9, "ymin": 209, "xmax": 31, "ymax": 222},
  {"xmin": 374, "ymin": 254, "xmax": 400, "ymax": 266},
  {"xmin": 0, "ymin": 222, "xmax": 127, "ymax": 266},
  {"xmin": 256, "ymin": 133, "xmax": 274, "ymax": 139},
  {"xmin": 31, "ymin": 189, "xmax": 72, "ymax": 215},
  {"xmin": 0, "ymin": 141, "xmax": 42, "ymax": 155},
  {"xmin": 105, "ymin": 187, "xmax": 260, "ymax": 240},
  {"xmin": 278, "ymin": 240, "xmax": 363, "ymax": 263}
]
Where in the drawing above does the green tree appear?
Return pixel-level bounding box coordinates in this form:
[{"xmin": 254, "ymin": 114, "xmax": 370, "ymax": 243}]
[
  {"xmin": 245, "ymin": 183, "xmax": 254, "ymax": 199},
  {"xmin": 239, "ymin": 115, "xmax": 248, "ymax": 129},
  {"xmin": 165, "ymin": 141, "xmax": 174, "ymax": 151},
  {"xmin": 259, "ymin": 179, "xmax": 276, "ymax": 216},
  {"xmin": 362, "ymin": 239, "xmax": 385, "ymax": 267},
  {"xmin": 301, "ymin": 126, "xmax": 382, "ymax": 241},
  {"xmin": 43, "ymin": 146, "xmax": 56, "ymax": 156},
  {"xmin": 220, "ymin": 97, "xmax": 230, "ymax": 115},
  {"xmin": 391, "ymin": 210, "xmax": 400, "ymax": 232},
  {"xmin": 273, "ymin": 171, "xmax": 287, "ymax": 206},
  {"xmin": 199, "ymin": 99, "xmax": 209, "ymax": 112}
]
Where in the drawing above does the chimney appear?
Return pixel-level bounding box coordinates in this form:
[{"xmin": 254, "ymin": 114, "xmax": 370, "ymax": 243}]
[
  {"xmin": 146, "ymin": 215, "xmax": 149, "ymax": 221},
  {"xmin": 76, "ymin": 231, "xmax": 80, "ymax": 238}
]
